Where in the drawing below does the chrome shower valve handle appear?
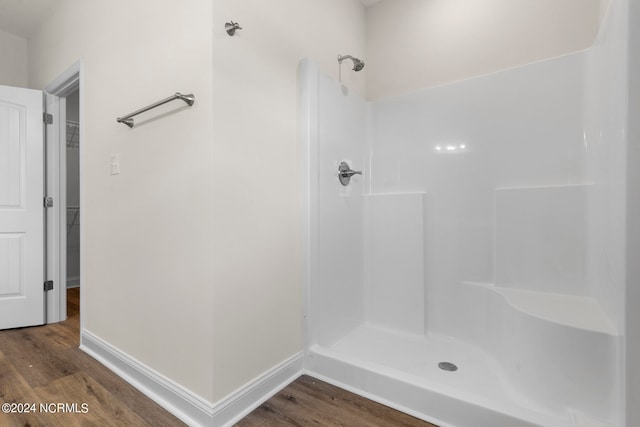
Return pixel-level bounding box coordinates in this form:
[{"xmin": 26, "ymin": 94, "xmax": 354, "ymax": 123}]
[{"xmin": 338, "ymin": 161, "xmax": 362, "ymax": 186}]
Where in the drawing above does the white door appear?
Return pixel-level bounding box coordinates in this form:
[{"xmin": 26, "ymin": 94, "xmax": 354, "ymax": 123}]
[{"xmin": 0, "ymin": 85, "xmax": 45, "ymax": 329}]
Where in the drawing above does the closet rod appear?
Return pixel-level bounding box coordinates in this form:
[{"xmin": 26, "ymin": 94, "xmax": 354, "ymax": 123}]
[{"xmin": 116, "ymin": 92, "xmax": 195, "ymax": 128}]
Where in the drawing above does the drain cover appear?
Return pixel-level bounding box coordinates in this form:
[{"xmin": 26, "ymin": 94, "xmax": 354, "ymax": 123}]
[{"xmin": 438, "ymin": 362, "xmax": 458, "ymax": 372}]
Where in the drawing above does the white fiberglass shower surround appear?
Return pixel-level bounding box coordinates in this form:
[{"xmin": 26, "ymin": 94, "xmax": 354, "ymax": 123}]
[{"xmin": 300, "ymin": 1, "xmax": 627, "ymax": 426}]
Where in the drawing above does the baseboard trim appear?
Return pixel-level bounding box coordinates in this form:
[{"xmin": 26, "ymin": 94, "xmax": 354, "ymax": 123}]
[
  {"xmin": 81, "ymin": 330, "xmax": 214, "ymax": 426},
  {"xmin": 80, "ymin": 330, "xmax": 302, "ymax": 426},
  {"xmin": 212, "ymin": 352, "xmax": 304, "ymax": 426},
  {"xmin": 66, "ymin": 276, "xmax": 80, "ymax": 288}
]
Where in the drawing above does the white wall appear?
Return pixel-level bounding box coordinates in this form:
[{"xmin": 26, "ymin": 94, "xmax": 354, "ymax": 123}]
[
  {"xmin": 495, "ymin": 185, "xmax": 589, "ymax": 295},
  {"xmin": 626, "ymin": 0, "xmax": 640, "ymax": 424},
  {"xmin": 26, "ymin": 0, "xmax": 366, "ymax": 411},
  {"xmin": 0, "ymin": 29, "xmax": 27, "ymax": 87},
  {"xmin": 368, "ymin": 51, "xmax": 587, "ymax": 338},
  {"xmin": 210, "ymin": 0, "xmax": 366, "ymax": 401},
  {"xmin": 584, "ymin": 0, "xmax": 627, "ymax": 333},
  {"xmin": 302, "ymin": 62, "xmax": 368, "ymax": 348},
  {"xmin": 29, "ymin": 0, "xmax": 216, "ymax": 402},
  {"xmin": 364, "ymin": 193, "xmax": 426, "ymax": 334},
  {"xmin": 365, "ymin": 0, "xmax": 601, "ymax": 99}
]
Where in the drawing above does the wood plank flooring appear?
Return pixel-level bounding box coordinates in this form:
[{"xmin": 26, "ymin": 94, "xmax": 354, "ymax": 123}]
[
  {"xmin": 237, "ymin": 375, "xmax": 438, "ymax": 427},
  {"xmin": 0, "ymin": 288, "xmax": 184, "ymax": 427},
  {"xmin": 1, "ymin": 288, "xmax": 439, "ymax": 426}
]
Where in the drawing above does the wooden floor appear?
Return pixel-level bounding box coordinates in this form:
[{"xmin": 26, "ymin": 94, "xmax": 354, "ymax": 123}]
[
  {"xmin": 237, "ymin": 375, "xmax": 438, "ymax": 427},
  {"xmin": 0, "ymin": 288, "xmax": 184, "ymax": 427},
  {"xmin": 1, "ymin": 289, "xmax": 438, "ymax": 427}
]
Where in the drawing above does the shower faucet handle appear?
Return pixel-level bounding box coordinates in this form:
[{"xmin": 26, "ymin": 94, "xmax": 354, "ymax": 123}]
[
  {"xmin": 338, "ymin": 161, "xmax": 362, "ymax": 186},
  {"xmin": 341, "ymin": 169, "xmax": 362, "ymax": 177}
]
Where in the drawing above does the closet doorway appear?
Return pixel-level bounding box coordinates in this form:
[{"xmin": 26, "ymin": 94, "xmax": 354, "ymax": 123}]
[
  {"xmin": 65, "ymin": 90, "xmax": 81, "ymax": 318},
  {"xmin": 44, "ymin": 61, "xmax": 83, "ymax": 325},
  {"xmin": 65, "ymin": 90, "xmax": 80, "ymax": 291}
]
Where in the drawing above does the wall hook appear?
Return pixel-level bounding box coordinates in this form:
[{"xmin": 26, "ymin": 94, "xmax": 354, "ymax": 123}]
[{"xmin": 225, "ymin": 21, "xmax": 242, "ymax": 36}]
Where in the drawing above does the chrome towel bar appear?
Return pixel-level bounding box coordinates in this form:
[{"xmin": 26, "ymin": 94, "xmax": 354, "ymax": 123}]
[{"xmin": 117, "ymin": 92, "xmax": 195, "ymax": 128}]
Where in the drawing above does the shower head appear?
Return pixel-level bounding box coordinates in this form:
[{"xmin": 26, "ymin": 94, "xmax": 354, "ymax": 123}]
[
  {"xmin": 352, "ymin": 58, "xmax": 365, "ymax": 72},
  {"xmin": 338, "ymin": 54, "xmax": 365, "ymax": 72}
]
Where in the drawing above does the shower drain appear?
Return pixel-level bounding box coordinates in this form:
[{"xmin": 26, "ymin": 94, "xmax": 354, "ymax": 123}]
[{"xmin": 438, "ymin": 361, "xmax": 458, "ymax": 372}]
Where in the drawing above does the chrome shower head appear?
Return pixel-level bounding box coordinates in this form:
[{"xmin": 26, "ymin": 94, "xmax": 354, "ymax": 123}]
[
  {"xmin": 338, "ymin": 54, "xmax": 365, "ymax": 72},
  {"xmin": 352, "ymin": 58, "xmax": 365, "ymax": 72}
]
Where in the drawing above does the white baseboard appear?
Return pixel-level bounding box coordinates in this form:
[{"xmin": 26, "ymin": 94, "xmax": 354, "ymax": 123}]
[
  {"xmin": 80, "ymin": 330, "xmax": 214, "ymax": 425},
  {"xmin": 66, "ymin": 276, "xmax": 80, "ymax": 288},
  {"xmin": 80, "ymin": 330, "xmax": 302, "ymax": 426},
  {"xmin": 212, "ymin": 352, "xmax": 303, "ymax": 426}
]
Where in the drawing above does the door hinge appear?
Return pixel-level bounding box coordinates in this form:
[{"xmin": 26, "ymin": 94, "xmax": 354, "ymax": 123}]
[
  {"xmin": 44, "ymin": 281, "xmax": 54, "ymax": 291},
  {"xmin": 43, "ymin": 113, "xmax": 53, "ymax": 124},
  {"xmin": 44, "ymin": 197, "xmax": 54, "ymax": 208}
]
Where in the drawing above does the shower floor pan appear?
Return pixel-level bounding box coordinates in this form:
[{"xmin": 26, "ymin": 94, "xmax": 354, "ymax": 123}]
[{"xmin": 305, "ymin": 324, "xmax": 615, "ymax": 427}]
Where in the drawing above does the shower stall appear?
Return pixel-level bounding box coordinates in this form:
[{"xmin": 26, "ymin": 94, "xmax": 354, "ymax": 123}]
[{"xmin": 300, "ymin": 1, "xmax": 627, "ymax": 426}]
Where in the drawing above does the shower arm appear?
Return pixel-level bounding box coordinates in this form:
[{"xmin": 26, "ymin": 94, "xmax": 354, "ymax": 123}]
[{"xmin": 338, "ymin": 54, "xmax": 355, "ymax": 63}]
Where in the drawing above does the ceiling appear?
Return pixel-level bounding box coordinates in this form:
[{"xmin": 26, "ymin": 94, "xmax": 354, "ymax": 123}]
[
  {"xmin": 0, "ymin": 0, "xmax": 381, "ymax": 39},
  {"xmin": 0, "ymin": 0, "xmax": 59, "ymax": 38}
]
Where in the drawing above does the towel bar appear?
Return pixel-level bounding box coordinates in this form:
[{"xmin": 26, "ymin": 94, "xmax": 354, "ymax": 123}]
[{"xmin": 117, "ymin": 92, "xmax": 195, "ymax": 128}]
